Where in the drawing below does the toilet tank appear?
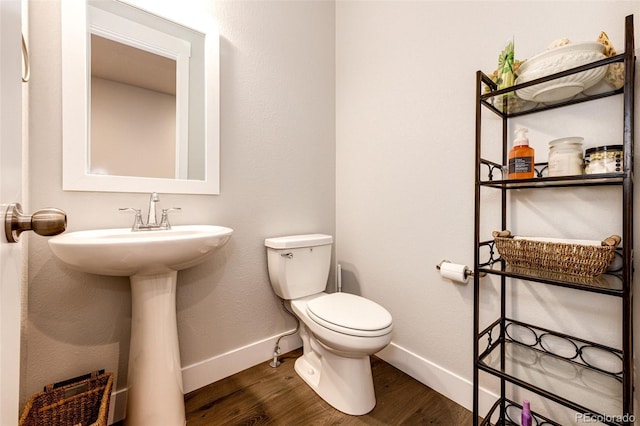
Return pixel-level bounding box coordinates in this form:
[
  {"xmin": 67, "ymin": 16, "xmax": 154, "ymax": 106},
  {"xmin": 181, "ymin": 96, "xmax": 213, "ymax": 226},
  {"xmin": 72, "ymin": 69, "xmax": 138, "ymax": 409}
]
[{"xmin": 264, "ymin": 234, "xmax": 333, "ymax": 300}]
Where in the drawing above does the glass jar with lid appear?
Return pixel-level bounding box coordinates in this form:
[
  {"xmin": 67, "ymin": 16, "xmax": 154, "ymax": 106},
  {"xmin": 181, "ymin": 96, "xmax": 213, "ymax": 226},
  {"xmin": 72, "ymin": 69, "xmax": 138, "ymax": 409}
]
[
  {"xmin": 584, "ymin": 145, "xmax": 623, "ymax": 174},
  {"xmin": 548, "ymin": 137, "xmax": 584, "ymax": 177}
]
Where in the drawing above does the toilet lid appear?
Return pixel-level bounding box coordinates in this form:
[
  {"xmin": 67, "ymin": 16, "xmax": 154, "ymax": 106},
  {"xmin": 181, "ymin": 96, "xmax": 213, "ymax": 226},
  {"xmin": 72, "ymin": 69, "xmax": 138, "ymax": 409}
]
[{"xmin": 306, "ymin": 293, "xmax": 393, "ymax": 337}]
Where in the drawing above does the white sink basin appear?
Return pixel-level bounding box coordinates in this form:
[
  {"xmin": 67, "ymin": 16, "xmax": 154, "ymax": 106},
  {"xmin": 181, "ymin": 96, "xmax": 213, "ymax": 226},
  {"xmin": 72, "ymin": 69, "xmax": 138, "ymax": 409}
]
[
  {"xmin": 48, "ymin": 225, "xmax": 232, "ymax": 426},
  {"xmin": 48, "ymin": 225, "xmax": 233, "ymax": 276}
]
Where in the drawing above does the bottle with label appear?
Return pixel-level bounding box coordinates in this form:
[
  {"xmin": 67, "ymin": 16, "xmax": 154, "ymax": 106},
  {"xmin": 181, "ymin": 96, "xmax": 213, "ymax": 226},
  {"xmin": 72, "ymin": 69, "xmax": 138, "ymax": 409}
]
[{"xmin": 508, "ymin": 128, "xmax": 535, "ymax": 179}]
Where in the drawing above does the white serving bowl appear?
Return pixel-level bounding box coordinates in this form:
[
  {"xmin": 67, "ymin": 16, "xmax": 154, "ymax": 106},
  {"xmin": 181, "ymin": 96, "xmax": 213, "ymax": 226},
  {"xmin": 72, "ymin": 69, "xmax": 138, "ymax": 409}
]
[{"xmin": 515, "ymin": 42, "xmax": 607, "ymax": 103}]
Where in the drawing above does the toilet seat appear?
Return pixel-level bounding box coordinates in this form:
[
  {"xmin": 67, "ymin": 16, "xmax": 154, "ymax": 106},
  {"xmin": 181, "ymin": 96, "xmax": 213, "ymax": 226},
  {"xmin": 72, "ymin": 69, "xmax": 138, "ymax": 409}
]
[{"xmin": 306, "ymin": 293, "xmax": 393, "ymax": 337}]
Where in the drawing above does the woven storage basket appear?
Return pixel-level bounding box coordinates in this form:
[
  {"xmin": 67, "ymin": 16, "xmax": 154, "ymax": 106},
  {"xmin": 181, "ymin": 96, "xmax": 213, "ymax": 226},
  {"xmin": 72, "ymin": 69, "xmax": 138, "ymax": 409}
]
[
  {"xmin": 493, "ymin": 230, "xmax": 620, "ymax": 277},
  {"xmin": 19, "ymin": 371, "xmax": 113, "ymax": 426}
]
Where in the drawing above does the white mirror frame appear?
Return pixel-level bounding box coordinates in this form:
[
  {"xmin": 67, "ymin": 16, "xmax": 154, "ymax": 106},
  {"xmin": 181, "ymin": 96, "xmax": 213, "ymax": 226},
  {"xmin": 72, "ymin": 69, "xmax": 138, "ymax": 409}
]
[{"xmin": 61, "ymin": 0, "xmax": 220, "ymax": 194}]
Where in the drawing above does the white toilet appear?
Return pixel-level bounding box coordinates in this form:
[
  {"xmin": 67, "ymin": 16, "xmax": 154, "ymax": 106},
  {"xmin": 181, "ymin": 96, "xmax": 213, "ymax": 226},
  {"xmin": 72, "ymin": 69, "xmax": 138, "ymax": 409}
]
[{"xmin": 265, "ymin": 234, "xmax": 393, "ymax": 415}]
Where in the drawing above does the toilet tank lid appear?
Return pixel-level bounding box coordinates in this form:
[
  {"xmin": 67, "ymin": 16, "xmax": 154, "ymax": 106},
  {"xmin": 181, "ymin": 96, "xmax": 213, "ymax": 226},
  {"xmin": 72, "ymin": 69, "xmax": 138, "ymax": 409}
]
[{"xmin": 265, "ymin": 234, "xmax": 333, "ymax": 249}]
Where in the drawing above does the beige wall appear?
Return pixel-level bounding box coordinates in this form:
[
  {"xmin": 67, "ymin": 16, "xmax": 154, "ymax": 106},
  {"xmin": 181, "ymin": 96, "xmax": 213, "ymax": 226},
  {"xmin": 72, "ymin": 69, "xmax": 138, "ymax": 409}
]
[
  {"xmin": 336, "ymin": 1, "xmax": 639, "ymax": 423},
  {"xmin": 24, "ymin": 0, "xmax": 335, "ymax": 417},
  {"xmin": 91, "ymin": 77, "xmax": 176, "ymax": 178},
  {"xmin": 23, "ymin": 0, "xmax": 640, "ymax": 423}
]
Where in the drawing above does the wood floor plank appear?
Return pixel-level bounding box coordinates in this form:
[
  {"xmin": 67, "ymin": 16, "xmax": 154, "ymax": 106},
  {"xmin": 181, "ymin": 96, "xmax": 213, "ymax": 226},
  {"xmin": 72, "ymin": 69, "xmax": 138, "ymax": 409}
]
[{"xmin": 183, "ymin": 349, "xmax": 473, "ymax": 425}]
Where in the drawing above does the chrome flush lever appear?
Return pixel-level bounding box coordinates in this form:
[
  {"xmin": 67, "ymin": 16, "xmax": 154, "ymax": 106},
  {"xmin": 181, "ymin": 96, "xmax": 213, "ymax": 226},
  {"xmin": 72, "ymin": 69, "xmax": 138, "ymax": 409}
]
[{"xmin": 5, "ymin": 203, "xmax": 67, "ymax": 243}]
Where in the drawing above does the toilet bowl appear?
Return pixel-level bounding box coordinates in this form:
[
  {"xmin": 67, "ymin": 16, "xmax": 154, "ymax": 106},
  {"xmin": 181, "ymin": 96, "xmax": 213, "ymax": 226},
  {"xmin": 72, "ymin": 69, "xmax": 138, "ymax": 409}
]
[
  {"xmin": 293, "ymin": 292, "xmax": 393, "ymax": 354},
  {"xmin": 265, "ymin": 234, "xmax": 393, "ymax": 415}
]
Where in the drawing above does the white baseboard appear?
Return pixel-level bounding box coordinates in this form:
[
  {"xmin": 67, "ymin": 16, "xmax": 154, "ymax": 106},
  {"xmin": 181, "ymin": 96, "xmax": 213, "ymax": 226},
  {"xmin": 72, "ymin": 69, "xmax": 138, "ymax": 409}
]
[
  {"xmin": 182, "ymin": 329, "xmax": 302, "ymax": 393},
  {"xmin": 107, "ymin": 329, "xmax": 302, "ymax": 425},
  {"xmin": 108, "ymin": 387, "xmax": 128, "ymax": 425},
  {"xmin": 376, "ymin": 342, "xmax": 498, "ymax": 415}
]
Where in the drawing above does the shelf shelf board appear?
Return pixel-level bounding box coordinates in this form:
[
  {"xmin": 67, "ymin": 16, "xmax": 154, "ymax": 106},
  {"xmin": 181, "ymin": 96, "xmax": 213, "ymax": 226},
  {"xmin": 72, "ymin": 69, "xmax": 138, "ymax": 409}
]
[
  {"xmin": 479, "ymin": 173, "xmax": 624, "ymax": 189},
  {"xmin": 480, "ymin": 398, "xmax": 562, "ymax": 426},
  {"xmin": 479, "ymin": 265, "xmax": 623, "ymax": 296},
  {"xmin": 478, "ymin": 54, "xmax": 625, "ymax": 118},
  {"xmin": 478, "ymin": 340, "xmax": 623, "ymax": 422}
]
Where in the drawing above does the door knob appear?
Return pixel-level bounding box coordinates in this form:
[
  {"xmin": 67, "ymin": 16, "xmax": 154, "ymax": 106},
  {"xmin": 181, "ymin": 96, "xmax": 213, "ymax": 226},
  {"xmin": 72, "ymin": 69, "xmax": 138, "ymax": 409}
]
[{"xmin": 5, "ymin": 203, "xmax": 67, "ymax": 243}]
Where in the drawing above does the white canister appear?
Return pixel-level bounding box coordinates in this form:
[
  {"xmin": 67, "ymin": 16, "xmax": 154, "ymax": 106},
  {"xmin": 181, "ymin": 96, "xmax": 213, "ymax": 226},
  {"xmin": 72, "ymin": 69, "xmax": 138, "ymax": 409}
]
[{"xmin": 548, "ymin": 137, "xmax": 584, "ymax": 177}]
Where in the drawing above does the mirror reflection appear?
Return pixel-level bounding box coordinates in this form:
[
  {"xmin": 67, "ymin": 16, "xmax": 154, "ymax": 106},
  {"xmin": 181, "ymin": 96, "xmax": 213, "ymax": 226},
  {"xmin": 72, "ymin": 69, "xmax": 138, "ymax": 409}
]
[
  {"xmin": 88, "ymin": 1, "xmax": 206, "ymax": 181},
  {"xmin": 90, "ymin": 34, "xmax": 178, "ymax": 178}
]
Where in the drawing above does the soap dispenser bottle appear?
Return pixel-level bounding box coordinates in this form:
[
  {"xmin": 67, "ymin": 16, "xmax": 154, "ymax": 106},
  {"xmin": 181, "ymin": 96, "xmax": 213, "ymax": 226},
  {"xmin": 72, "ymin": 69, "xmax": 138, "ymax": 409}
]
[{"xmin": 508, "ymin": 128, "xmax": 535, "ymax": 179}]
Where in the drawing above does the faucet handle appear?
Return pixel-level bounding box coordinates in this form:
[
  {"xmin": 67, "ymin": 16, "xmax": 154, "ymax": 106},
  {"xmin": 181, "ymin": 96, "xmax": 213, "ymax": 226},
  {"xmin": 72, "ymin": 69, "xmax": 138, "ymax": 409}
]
[
  {"xmin": 160, "ymin": 208, "xmax": 181, "ymax": 230},
  {"xmin": 119, "ymin": 207, "xmax": 143, "ymax": 231},
  {"xmin": 119, "ymin": 207, "xmax": 141, "ymax": 215}
]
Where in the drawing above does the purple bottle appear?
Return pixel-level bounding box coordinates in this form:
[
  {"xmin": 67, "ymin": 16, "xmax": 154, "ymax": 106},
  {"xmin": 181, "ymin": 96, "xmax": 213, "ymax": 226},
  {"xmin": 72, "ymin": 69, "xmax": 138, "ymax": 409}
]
[{"xmin": 521, "ymin": 400, "xmax": 532, "ymax": 426}]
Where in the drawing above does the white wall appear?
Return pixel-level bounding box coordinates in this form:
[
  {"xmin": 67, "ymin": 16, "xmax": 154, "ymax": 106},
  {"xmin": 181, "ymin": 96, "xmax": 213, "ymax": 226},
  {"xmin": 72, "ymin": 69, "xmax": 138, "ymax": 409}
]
[
  {"xmin": 91, "ymin": 77, "xmax": 176, "ymax": 178},
  {"xmin": 21, "ymin": 0, "xmax": 640, "ymax": 423},
  {"xmin": 336, "ymin": 1, "xmax": 639, "ymax": 423},
  {"xmin": 24, "ymin": 0, "xmax": 335, "ymax": 420}
]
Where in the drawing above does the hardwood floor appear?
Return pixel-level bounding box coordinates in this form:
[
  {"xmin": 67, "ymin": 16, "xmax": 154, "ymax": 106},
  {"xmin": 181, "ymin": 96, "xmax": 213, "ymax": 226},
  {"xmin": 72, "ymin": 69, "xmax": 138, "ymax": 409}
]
[{"xmin": 183, "ymin": 348, "xmax": 473, "ymax": 425}]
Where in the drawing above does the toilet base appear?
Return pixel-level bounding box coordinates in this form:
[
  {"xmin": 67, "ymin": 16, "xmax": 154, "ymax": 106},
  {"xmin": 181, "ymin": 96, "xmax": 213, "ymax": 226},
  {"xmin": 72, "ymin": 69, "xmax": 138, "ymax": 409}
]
[{"xmin": 294, "ymin": 341, "xmax": 376, "ymax": 415}]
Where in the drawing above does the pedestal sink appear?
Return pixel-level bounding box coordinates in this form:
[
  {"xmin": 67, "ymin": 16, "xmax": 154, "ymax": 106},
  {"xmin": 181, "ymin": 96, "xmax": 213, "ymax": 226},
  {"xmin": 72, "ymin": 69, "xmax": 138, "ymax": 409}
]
[{"xmin": 48, "ymin": 225, "xmax": 233, "ymax": 426}]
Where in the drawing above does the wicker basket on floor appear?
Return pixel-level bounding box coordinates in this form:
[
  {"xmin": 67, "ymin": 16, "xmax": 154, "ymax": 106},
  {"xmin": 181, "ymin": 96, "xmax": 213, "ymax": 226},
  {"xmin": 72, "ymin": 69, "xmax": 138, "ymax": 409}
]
[
  {"xmin": 493, "ymin": 230, "xmax": 621, "ymax": 277},
  {"xmin": 19, "ymin": 371, "xmax": 113, "ymax": 426}
]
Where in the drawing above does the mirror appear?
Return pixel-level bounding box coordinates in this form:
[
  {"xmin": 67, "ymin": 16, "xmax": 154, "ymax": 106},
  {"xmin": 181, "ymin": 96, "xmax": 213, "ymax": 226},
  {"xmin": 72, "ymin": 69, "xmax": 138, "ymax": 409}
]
[{"xmin": 61, "ymin": 0, "xmax": 219, "ymax": 194}]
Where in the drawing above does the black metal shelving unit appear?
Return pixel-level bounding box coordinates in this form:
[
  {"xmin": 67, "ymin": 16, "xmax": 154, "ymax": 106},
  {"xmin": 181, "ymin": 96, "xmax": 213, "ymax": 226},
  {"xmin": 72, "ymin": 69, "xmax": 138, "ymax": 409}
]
[{"xmin": 473, "ymin": 15, "xmax": 635, "ymax": 426}]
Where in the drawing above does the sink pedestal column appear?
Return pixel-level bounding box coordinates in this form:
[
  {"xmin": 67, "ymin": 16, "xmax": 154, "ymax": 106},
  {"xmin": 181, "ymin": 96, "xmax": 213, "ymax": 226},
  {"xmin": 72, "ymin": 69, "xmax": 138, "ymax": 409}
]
[{"xmin": 125, "ymin": 271, "xmax": 186, "ymax": 426}]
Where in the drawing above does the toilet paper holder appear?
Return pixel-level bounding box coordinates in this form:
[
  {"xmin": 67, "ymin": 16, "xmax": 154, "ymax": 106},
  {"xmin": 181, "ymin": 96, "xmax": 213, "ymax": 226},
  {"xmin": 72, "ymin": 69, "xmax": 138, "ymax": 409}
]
[{"xmin": 436, "ymin": 260, "xmax": 485, "ymax": 279}]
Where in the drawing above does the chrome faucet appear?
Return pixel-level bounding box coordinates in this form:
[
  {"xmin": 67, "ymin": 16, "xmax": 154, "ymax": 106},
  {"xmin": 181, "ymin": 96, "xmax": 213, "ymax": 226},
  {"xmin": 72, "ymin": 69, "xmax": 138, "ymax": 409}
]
[
  {"xmin": 147, "ymin": 192, "xmax": 160, "ymax": 226},
  {"xmin": 120, "ymin": 192, "xmax": 181, "ymax": 231}
]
